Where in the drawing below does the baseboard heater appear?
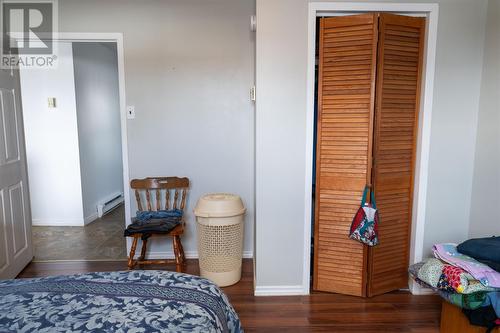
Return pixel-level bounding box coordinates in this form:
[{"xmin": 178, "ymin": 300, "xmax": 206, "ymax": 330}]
[{"xmin": 97, "ymin": 192, "xmax": 124, "ymax": 218}]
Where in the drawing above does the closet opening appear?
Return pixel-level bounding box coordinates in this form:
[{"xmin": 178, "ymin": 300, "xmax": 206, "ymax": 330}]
[
  {"xmin": 310, "ymin": 10, "xmax": 430, "ymax": 297},
  {"xmin": 310, "ymin": 16, "xmax": 321, "ymax": 278}
]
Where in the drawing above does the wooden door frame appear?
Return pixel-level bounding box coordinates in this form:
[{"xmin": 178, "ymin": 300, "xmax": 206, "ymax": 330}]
[
  {"xmin": 31, "ymin": 33, "xmax": 132, "ymax": 244},
  {"xmin": 304, "ymin": 2, "xmax": 439, "ymax": 295}
]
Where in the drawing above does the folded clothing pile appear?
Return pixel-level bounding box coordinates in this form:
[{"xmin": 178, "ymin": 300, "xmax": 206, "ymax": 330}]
[
  {"xmin": 124, "ymin": 209, "xmax": 183, "ymax": 240},
  {"xmin": 409, "ymin": 237, "xmax": 500, "ymax": 331},
  {"xmin": 458, "ymin": 237, "xmax": 500, "ymax": 273}
]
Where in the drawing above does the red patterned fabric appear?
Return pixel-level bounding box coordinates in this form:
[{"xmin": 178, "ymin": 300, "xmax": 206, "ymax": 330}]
[
  {"xmin": 443, "ymin": 265, "xmax": 466, "ymax": 293},
  {"xmin": 349, "ymin": 186, "xmax": 380, "ymax": 246}
]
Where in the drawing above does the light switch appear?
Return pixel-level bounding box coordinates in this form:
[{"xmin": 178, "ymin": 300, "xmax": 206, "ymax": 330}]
[
  {"xmin": 48, "ymin": 97, "xmax": 56, "ymax": 108},
  {"xmin": 126, "ymin": 105, "xmax": 135, "ymax": 119}
]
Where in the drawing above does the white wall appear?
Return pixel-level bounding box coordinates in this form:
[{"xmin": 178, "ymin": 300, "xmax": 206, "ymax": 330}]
[
  {"xmin": 255, "ymin": 0, "xmax": 309, "ymax": 290},
  {"xmin": 58, "ymin": 0, "xmax": 256, "ymax": 257},
  {"xmin": 255, "ymin": 0, "xmax": 488, "ymax": 291},
  {"xmin": 73, "ymin": 42, "xmax": 124, "ymax": 223},
  {"xmin": 421, "ymin": 0, "xmax": 487, "ymax": 254},
  {"xmin": 20, "ymin": 42, "xmax": 85, "ymax": 226},
  {"xmin": 469, "ymin": 0, "xmax": 500, "ymax": 238}
]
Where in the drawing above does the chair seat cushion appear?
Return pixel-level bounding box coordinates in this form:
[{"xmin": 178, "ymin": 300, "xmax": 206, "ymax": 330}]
[{"xmin": 124, "ymin": 216, "xmax": 182, "ymax": 237}]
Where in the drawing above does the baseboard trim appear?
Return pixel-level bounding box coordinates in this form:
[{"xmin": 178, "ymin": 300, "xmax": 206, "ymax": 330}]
[
  {"xmin": 135, "ymin": 250, "xmax": 254, "ymax": 260},
  {"xmin": 409, "ymin": 279, "xmax": 435, "ymax": 295},
  {"xmin": 254, "ymin": 285, "xmax": 307, "ymax": 296},
  {"xmin": 84, "ymin": 213, "xmax": 99, "ymax": 225},
  {"xmin": 32, "ymin": 219, "xmax": 84, "ymax": 226}
]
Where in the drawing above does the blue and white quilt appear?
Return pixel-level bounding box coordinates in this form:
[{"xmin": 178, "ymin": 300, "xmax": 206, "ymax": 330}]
[{"xmin": 0, "ymin": 270, "xmax": 243, "ymax": 333}]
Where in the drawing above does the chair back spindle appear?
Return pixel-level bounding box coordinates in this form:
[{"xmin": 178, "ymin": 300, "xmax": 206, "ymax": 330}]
[
  {"xmin": 156, "ymin": 189, "xmax": 161, "ymax": 211},
  {"xmin": 135, "ymin": 190, "xmax": 143, "ymax": 211},
  {"xmin": 180, "ymin": 190, "xmax": 187, "ymax": 211},
  {"xmin": 165, "ymin": 190, "xmax": 171, "ymax": 210},
  {"xmin": 173, "ymin": 190, "xmax": 179, "ymax": 210},
  {"xmin": 131, "ymin": 177, "xmax": 190, "ymax": 213},
  {"xmin": 145, "ymin": 189, "xmax": 152, "ymax": 211}
]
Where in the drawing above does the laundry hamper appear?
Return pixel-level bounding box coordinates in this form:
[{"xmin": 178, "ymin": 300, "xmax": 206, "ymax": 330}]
[{"xmin": 194, "ymin": 193, "xmax": 245, "ymax": 287}]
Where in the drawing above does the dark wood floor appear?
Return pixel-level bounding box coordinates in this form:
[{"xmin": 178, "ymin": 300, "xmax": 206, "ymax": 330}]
[{"xmin": 18, "ymin": 259, "xmax": 442, "ymax": 332}]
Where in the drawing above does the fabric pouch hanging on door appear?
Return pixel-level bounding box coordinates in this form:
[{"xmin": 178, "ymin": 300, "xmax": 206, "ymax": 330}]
[{"xmin": 349, "ymin": 186, "xmax": 380, "ymax": 246}]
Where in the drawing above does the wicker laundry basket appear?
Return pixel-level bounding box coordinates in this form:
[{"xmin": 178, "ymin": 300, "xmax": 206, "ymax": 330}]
[{"xmin": 194, "ymin": 193, "xmax": 245, "ymax": 287}]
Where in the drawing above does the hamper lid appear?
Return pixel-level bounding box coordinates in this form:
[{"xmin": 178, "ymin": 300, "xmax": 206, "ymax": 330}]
[{"xmin": 194, "ymin": 193, "xmax": 246, "ymax": 218}]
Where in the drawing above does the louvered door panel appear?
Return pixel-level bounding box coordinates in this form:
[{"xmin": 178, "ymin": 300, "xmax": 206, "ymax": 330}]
[
  {"xmin": 313, "ymin": 14, "xmax": 378, "ymax": 296},
  {"xmin": 367, "ymin": 14, "xmax": 425, "ymax": 296}
]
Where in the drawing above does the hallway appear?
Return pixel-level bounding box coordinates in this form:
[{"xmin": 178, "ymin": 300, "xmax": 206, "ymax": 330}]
[{"xmin": 32, "ymin": 205, "xmax": 127, "ymax": 261}]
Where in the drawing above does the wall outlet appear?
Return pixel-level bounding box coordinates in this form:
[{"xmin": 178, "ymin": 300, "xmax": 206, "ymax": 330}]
[{"xmin": 126, "ymin": 105, "xmax": 135, "ymax": 119}]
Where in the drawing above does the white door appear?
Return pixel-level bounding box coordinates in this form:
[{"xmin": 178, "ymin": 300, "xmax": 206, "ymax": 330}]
[{"xmin": 0, "ymin": 63, "xmax": 33, "ymax": 279}]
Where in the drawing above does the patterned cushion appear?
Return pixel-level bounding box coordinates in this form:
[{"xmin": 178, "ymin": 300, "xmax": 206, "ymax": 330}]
[{"xmin": 417, "ymin": 258, "xmax": 445, "ymax": 287}]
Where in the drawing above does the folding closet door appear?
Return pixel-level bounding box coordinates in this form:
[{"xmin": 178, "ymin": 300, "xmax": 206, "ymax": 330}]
[
  {"xmin": 367, "ymin": 13, "xmax": 425, "ymax": 296},
  {"xmin": 313, "ymin": 14, "xmax": 378, "ymax": 296}
]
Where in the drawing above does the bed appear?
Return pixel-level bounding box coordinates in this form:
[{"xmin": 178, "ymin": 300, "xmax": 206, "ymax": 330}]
[{"xmin": 0, "ymin": 270, "xmax": 243, "ymax": 333}]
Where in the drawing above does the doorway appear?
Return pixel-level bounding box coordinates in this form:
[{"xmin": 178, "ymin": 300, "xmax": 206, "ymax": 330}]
[
  {"xmin": 20, "ymin": 38, "xmax": 130, "ymax": 261},
  {"xmin": 304, "ymin": 2, "xmax": 439, "ymax": 296},
  {"xmin": 313, "ymin": 12, "xmax": 426, "ymax": 296}
]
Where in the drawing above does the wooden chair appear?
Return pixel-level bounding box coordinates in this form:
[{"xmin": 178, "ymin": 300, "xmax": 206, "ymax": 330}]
[{"xmin": 125, "ymin": 177, "xmax": 189, "ymax": 272}]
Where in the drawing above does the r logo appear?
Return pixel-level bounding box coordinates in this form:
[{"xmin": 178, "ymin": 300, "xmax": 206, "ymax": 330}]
[{"xmin": 2, "ymin": 2, "xmax": 53, "ymax": 54}]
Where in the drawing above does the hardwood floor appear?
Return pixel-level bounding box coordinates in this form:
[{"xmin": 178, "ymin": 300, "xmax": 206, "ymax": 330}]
[{"xmin": 18, "ymin": 259, "xmax": 442, "ymax": 332}]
